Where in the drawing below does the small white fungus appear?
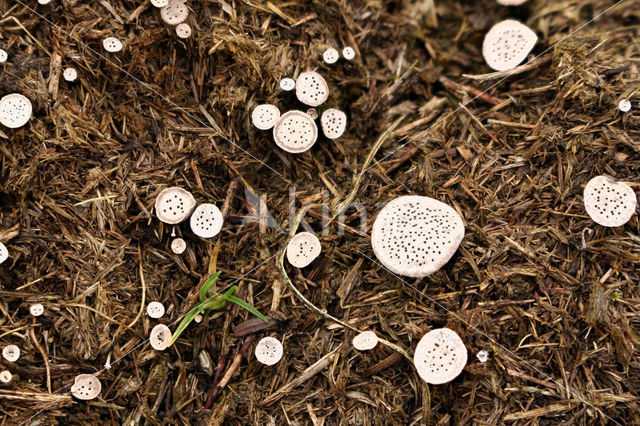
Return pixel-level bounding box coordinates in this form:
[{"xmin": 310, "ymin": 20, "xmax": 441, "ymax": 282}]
[
  {"xmin": 190, "ymin": 203, "xmax": 224, "ymax": 239},
  {"xmin": 0, "ymin": 370, "xmax": 12, "ymax": 384},
  {"xmin": 322, "ymin": 48, "xmax": 339, "ymax": 64},
  {"xmin": 29, "ymin": 303, "xmax": 44, "ymax": 317},
  {"xmin": 618, "ymin": 99, "xmax": 631, "ymax": 113},
  {"xmin": 251, "ymin": 104, "xmax": 281, "ymax": 130},
  {"xmin": 147, "ymin": 301, "xmax": 165, "ymax": 319},
  {"xmin": 2, "ymin": 345, "xmax": 20, "ymax": 363},
  {"xmin": 295, "ymin": 71, "xmax": 329, "ymax": 107},
  {"xmin": 161, "ymin": 1, "xmax": 189, "ymax": 25},
  {"xmin": 254, "ymin": 337, "xmax": 283, "ymax": 366},
  {"xmin": 194, "ymin": 313, "xmax": 203, "ymax": 323},
  {"xmin": 286, "ymin": 232, "xmax": 322, "ymax": 268},
  {"xmin": 413, "ymin": 328, "xmax": 467, "ymax": 385},
  {"xmin": 176, "ymin": 23, "xmax": 192, "ymax": 39},
  {"xmin": 583, "ymin": 175, "xmax": 637, "ymax": 227},
  {"xmin": 476, "ymin": 350, "xmax": 489, "ymax": 363},
  {"xmin": 0, "ymin": 93, "xmax": 33, "ymax": 129},
  {"xmin": 0, "ymin": 49, "xmax": 7, "ymax": 63},
  {"xmin": 273, "ymin": 110, "xmax": 318, "ymax": 153},
  {"xmin": 342, "ymin": 46, "xmax": 356, "ymax": 60},
  {"xmin": 496, "ymin": 0, "xmax": 528, "ymax": 5},
  {"xmin": 155, "ymin": 187, "xmax": 197, "ymax": 225},
  {"xmin": 38, "ymin": 0, "xmax": 52, "ymax": 4},
  {"xmin": 352, "ymin": 331, "xmax": 379, "ymax": 351},
  {"xmin": 150, "ymin": 324, "xmax": 172, "ymax": 350},
  {"xmin": 320, "ymin": 108, "xmax": 347, "ymax": 139},
  {"xmin": 306, "ymin": 108, "xmax": 318, "ymax": 120},
  {"xmin": 482, "ymin": 20, "xmax": 537, "ymax": 71},
  {"xmin": 63, "ymin": 67, "xmax": 77, "ymax": 82},
  {"xmin": 171, "ymin": 237, "xmax": 186, "ymax": 254},
  {"xmin": 70, "ymin": 374, "xmax": 101, "ymax": 400},
  {"xmin": 103, "ymin": 37, "xmax": 123, "ymax": 53},
  {"xmin": 0, "ymin": 242, "xmax": 8, "ymax": 265},
  {"xmin": 280, "ymin": 78, "xmax": 295, "ymax": 91},
  {"xmin": 151, "ymin": 0, "xmax": 168, "ymax": 7}
]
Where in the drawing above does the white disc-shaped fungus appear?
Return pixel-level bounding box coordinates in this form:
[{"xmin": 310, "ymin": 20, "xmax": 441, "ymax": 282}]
[
  {"xmin": 0, "ymin": 93, "xmax": 32, "ymax": 129},
  {"xmin": 29, "ymin": 303, "xmax": 44, "ymax": 317},
  {"xmin": 371, "ymin": 195, "xmax": 465, "ymax": 278},
  {"xmin": 176, "ymin": 23, "xmax": 192, "ymax": 38},
  {"xmin": 150, "ymin": 324, "xmax": 172, "ymax": 350},
  {"xmin": 482, "ymin": 19, "xmax": 537, "ymax": 72},
  {"xmin": 194, "ymin": 313, "xmax": 203, "ymax": 323},
  {"xmin": 0, "ymin": 49, "xmax": 7, "ymax": 63},
  {"xmin": 103, "ymin": 37, "xmax": 123, "ymax": 53},
  {"xmin": 320, "ymin": 108, "xmax": 347, "ymax": 139},
  {"xmin": 161, "ymin": 1, "xmax": 188, "ymax": 25},
  {"xmin": 476, "ymin": 350, "xmax": 489, "ymax": 363},
  {"xmin": 63, "ymin": 67, "xmax": 77, "ymax": 82},
  {"xmin": 190, "ymin": 203, "xmax": 224, "ymax": 238},
  {"xmin": 251, "ymin": 104, "xmax": 281, "ymax": 130},
  {"xmin": 413, "ymin": 328, "xmax": 467, "ymax": 385},
  {"xmin": 38, "ymin": 0, "xmax": 52, "ymax": 4},
  {"xmin": 171, "ymin": 237, "xmax": 186, "ymax": 254},
  {"xmin": 322, "ymin": 48, "xmax": 339, "ymax": 64},
  {"xmin": 254, "ymin": 337, "xmax": 283, "ymax": 366},
  {"xmin": 618, "ymin": 99, "xmax": 631, "ymax": 112},
  {"xmin": 496, "ymin": 0, "xmax": 528, "ymax": 5},
  {"xmin": 342, "ymin": 46, "xmax": 356, "ymax": 60},
  {"xmin": 151, "ymin": 0, "xmax": 168, "ymax": 7},
  {"xmin": 286, "ymin": 232, "xmax": 321, "ymax": 268},
  {"xmin": 2, "ymin": 345, "xmax": 20, "ymax": 362},
  {"xmin": 0, "ymin": 370, "xmax": 12, "ymax": 384},
  {"xmin": 280, "ymin": 78, "xmax": 295, "ymax": 91},
  {"xmin": 70, "ymin": 374, "xmax": 101, "ymax": 400},
  {"xmin": 0, "ymin": 242, "xmax": 8, "ymax": 265},
  {"xmin": 147, "ymin": 301, "xmax": 165, "ymax": 319},
  {"xmin": 155, "ymin": 187, "xmax": 197, "ymax": 225},
  {"xmin": 295, "ymin": 71, "xmax": 329, "ymax": 107},
  {"xmin": 352, "ymin": 331, "xmax": 379, "ymax": 351},
  {"xmin": 583, "ymin": 175, "xmax": 637, "ymax": 227},
  {"xmin": 273, "ymin": 110, "xmax": 318, "ymax": 153}
]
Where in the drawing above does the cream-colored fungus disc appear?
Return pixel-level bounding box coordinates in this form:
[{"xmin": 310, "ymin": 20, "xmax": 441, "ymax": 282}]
[
  {"xmin": 71, "ymin": 374, "xmax": 102, "ymax": 400},
  {"xmin": 171, "ymin": 237, "xmax": 186, "ymax": 254},
  {"xmin": 476, "ymin": 350, "xmax": 489, "ymax": 363},
  {"xmin": 151, "ymin": 0, "xmax": 168, "ymax": 7},
  {"xmin": 2, "ymin": 345, "xmax": 20, "ymax": 362},
  {"xmin": 352, "ymin": 331, "xmax": 379, "ymax": 351},
  {"xmin": 286, "ymin": 232, "xmax": 321, "ymax": 268},
  {"xmin": 0, "ymin": 242, "xmax": 8, "ymax": 265},
  {"xmin": 322, "ymin": 48, "xmax": 339, "ymax": 64},
  {"xmin": 0, "ymin": 49, "xmax": 7, "ymax": 63},
  {"xmin": 155, "ymin": 187, "xmax": 197, "ymax": 224},
  {"xmin": 496, "ymin": 0, "xmax": 528, "ymax": 4},
  {"xmin": 161, "ymin": 1, "xmax": 189, "ymax": 25},
  {"xmin": 320, "ymin": 108, "xmax": 347, "ymax": 139},
  {"xmin": 482, "ymin": 19, "xmax": 537, "ymax": 71},
  {"xmin": 371, "ymin": 195, "xmax": 465, "ymax": 278},
  {"xmin": 147, "ymin": 301, "xmax": 165, "ymax": 319},
  {"xmin": 102, "ymin": 37, "xmax": 123, "ymax": 53},
  {"xmin": 618, "ymin": 99, "xmax": 631, "ymax": 112},
  {"xmin": 583, "ymin": 175, "xmax": 637, "ymax": 227},
  {"xmin": 280, "ymin": 78, "xmax": 295, "ymax": 91},
  {"xmin": 0, "ymin": 370, "xmax": 11, "ymax": 383},
  {"xmin": 273, "ymin": 110, "xmax": 318, "ymax": 153},
  {"xmin": 0, "ymin": 93, "xmax": 32, "ymax": 129},
  {"xmin": 252, "ymin": 104, "xmax": 281, "ymax": 130},
  {"xmin": 150, "ymin": 324, "xmax": 172, "ymax": 350},
  {"xmin": 38, "ymin": 0, "xmax": 52, "ymax": 4},
  {"xmin": 63, "ymin": 67, "xmax": 77, "ymax": 82},
  {"xmin": 342, "ymin": 46, "xmax": 355, "ymax": 60},
  {"xmin": 295, "ymin": 71, "xmax": 329, "ymax": 107},
  {"xmin": 190, "ymin": 203, "xmax": 224, "ymax": 238},
  {"xmin": 30, "ymin": 303, "xmax": 44, "ymax": 317},
  {"xmin": 413, "ymin": 328, "xmax": 467, "ymax": 385},
  {"xmin": 254, "ymin": 337, "xmax": 283, "ymax": 366},
  {"xmin": 176, "ymin": 23, "xmax": 192, "ymax": 38}
]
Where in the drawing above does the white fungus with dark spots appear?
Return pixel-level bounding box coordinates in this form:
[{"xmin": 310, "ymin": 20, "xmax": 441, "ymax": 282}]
[
  {"xmin": 482, "ymin": 19, "xmax": 537, "ymax": 71},
  {"xmin": 0, "ymin": 93, "xmax": 32, "ymax": 129},
  {"xmin": 583, "ymin": 175, "xmax": 636, "ymax": 227},
  {"xmin": 371, "ymin": 195, "xmax": 465, "ymax": 278},
  {"xmin": 273, "ymin": 110, "xmax": 318, "ymax": 153},
  {"xmin": 255, "ymin": 337, "xmax": 283, "ymax": 366},
  {"xmin": 102, "ymin": 37, "xmax": 123, "ymax": 53},
  {"xmin": 280, "ymin": 78, "xmax": 295, "ymax": 91},
  {"xmin": 63, "ymin": 67, "xmax": 77, "ymax": 82},
  {"xmin": 0, "ymin": 49, "xmax": 7, "ymax": 63},
  {"xmin": 30, "ymin": 303, "xmax": 44, "ymax": 317},
  {"xmin": 150, "ymin": 324, "xmax": 172, "ymax": 351},
  {"xmin": 2, "ymin": 345, "xmax": 19, "ymax": 362},
  {"xmin": 161, "ymin": 1, "xmax": 189, "ymax": 25},
  {"xmin": 151, "ymin": 0, "xmax": 168, "ymax": 7},
  {"xmin": 322, "ymin": 48, "xmax": 339, "ymax": 64},
  {"xmin": 155, "ymin": 187, "xmax": 197, "ymax": 225},
  {"xmin": 0, "ymin": 242, "xmax": 8, "ymax": 265},
  {"xmin": 352, "ymin": 331, "xmax": 379, "ymax": 351},
  {"xmin": 413, "ymin": 328, "xmax": 467, "ymax": 385},
  {"xmin": 286, "ymin": 232, "xmax": 321, "ymax": 268},
  {"xmin": 176, "ymin": 23, "xmax": 192, "ymax": 38},
  {"xmin": 252, "ymin": 104, "xmax": 281, "ymax": 130},
  {"xmin": 190, "ymin": 203, "xmax": 223, "ymax": 239},
  {"xmin": 171, "ymin": 237, "xmax": 186, "ymax": 254},
  {"xmin": 320, "ymin": 108, "xmax": 347, "ymax": 139},
  {"xmin": 342, "ymin": 46, "xmax": 355, "ymax": 60},
  {"xmin": 71, "ymin": 374, "xmax": 102, "ymax": 400},
  {"xmin": 0, "ymin": 370, "xmax": 12, "ymax": 384},
  {"xmin": 147, "ymin": 301, "xmax": 165, "ymax": 319},
  {"xmin": 295, "ymin": 71, "xmax": 329, "ymax": 107},
  {"xmin": 618, "ymin": 99, "xmax": 631, "ymax": 113}
]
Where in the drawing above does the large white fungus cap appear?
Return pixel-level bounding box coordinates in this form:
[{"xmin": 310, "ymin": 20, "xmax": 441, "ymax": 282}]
[
  {"xmin": 70, "ymin": 374, "xmax": 102, "ymax": 400},
  {"xmin": 280, "ymin": 78, "xmax": 295, "ymax": 91},
  {"xmin": 2, "ymin": 345, "xmax": 20, "ymax": 362},
  {"xmin": 0, "ymin": 93, "xmax": 32, "ymax": 129},
  {"xmin": 286, "ymin": 232, "xmax": 322, "ymax": 268},
  {"xmin": 0, "ymin": 49, "xmax": 7, "ymax": 63},
  {"xmin": 30, "ymin": 303, "xmax": 44, "ymax": 317},
  {"xmin": 171, "ymin": 237, "xmax": 186, "ymax": 254},
  {"xmin": 273, "ymin": 110, "xmax": 318, "ymax": 153},
  {"xmin": 371, "ymin": 195, "xmax": 465, "ymax": 278},
  {"xmin": 102, "ymin": 37, "xmax": 123, "ymax": 53},
  {"xmin": 155, "ymin": 187, "xmax": 197, "ymax": 225},
  {"xmin": 147, "ymin": 301, "xmax": 165, "ymax": 319},
  {"xmin": 583, "ymin": 175, "xmax": 637, "ymax": 227},
  {"xmin": 161, "ymin": 1, "xmax": 189, "ymax": 25},
  {"xmin": 254, "ymin": 337, "xmax": 283, "ymax": 366},
  {"xmin": 0, "ymin": 370, "xmax": 12, "ymax": 384},
  {"xmin": 352, "ymin": 331, "xmax": 379, "ymax": 351},
  {"xmin": 0, "ymin": 242, "xmax": 8, "ymax": 265},
  {"xmin": 482, "ymin": 19, "xmax": 537, "ymax": 72},
  {"xmin": 190, "ymin": 203, "xmax": 223, "ymax": 238},
  {"xmin": 320, "ymin": 108, "xmax": 347, "ymax": 140},
  {"xmin": 252, "ymin": 104, "xmax": 281, "ymax": 130},
  {"xmin": 150, "ymin": 324, "xmax": 172, "ymax": 350},
  {"xmin": 322, "ymin": 48, "xmax": 339, "ymax": 64},
  {"xmin": 496, "ymin": 0, "xmax": 528, "ymax": 5},
  {"xmin": 413, "ymin": 328, "xmax": 467, "ymax": 385},
  {"xmin": 295, "ymin": 71, "xmax": 329, "ymax": 107}
]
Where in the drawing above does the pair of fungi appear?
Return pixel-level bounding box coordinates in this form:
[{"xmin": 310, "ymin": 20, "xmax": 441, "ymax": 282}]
[
  {"xmin": 322, "ymin": 46, "xmax": 356, "ymax": 64},
  {"xmin": 156, "ymin": 0, "xmax": 192, "ymax": 39}
]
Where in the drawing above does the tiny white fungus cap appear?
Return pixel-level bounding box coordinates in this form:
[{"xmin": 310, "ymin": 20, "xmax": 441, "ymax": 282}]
[
  {"xmin": 190, "ymin": 203, "xmax": 224, "ymax": 239},
  {"xmin": 482, "ymin": 19, "xmax": 537, "ymax": 71},
  {"xmin": 161, "ymin": 1, "xmax": 189, "ymax": 25},
  {"xmin": 63, "ymin": 67, "xmax": 77, "ymax": 82},
  {"xmin": 583, "ymin": 175, "xmax": 637, "ymax": 227},
  {"xmin": 295, "ymin": 71, "xmax": 329, "ymax": 107},
  {"xmin": 147, "ymin": 301, "xmax": 165, "ymax": 319},
  {"xmin": 371, "ymin": 195, "xmax": 465, "ymax": 278},
  {"xmin": 70, "ymin": 374, "xmax": 101, "ymax": 400},
  {"xmin": 320, "ymin": 108, "xmax": 347, "ymax": 139},
  {"xmin": 618, "ymin": 99, "xmax": 631, "ymax": 113},
  {"xmin": 342, "ymin": 46, "xmax": 356, "ymax": 60},
  {"xmin": 151, "ymin": 0, "xmax": 168, "ymax": 7},
  {"xmin": 306, "ymin": 108, "xmax": 318, "ymax": 120},
  {"xmin": 0, "ymin": 242, "xmax": 8, "ymax": 265},
  {"xmin": 476, "ymin": 350, "xmax": 489, "ymax": 363},
  {"xmin": 496, "ymin": 0, "xmax": 528, "ymax": 5},
  {"xmin": 322, "ymin": 48, "xmax": 339, "ymax": 64},
  {"xmin": 2, "ymin": 345, "xmax": 20, "ymax": 362},
  {"xmin": 286, "ymin": 232, "xmax": 322, "ymax": 268},
  {"xmin": 252, "ymin": 104, "xmax": 281, "ymax": 130},
  {"xmin": 176, "ymin": 23, "xmax": 192, "ymax": 39},
  {"xmin": 254, "ymin": 337, "xmax": 283, "ymax": 366},
  {"xmin": 0, "ymin": 370, "xmax": 12, "ymax": 384},
  {"xmin": 29, "ymin": 303, "xmax": 44, "ymax": 317},
  {"xmin": 0, "ymin": 49, "xmax": 7, "ymax": 63},
  {"xmin": 273, "ymin": 110, "xmax": 318, "ymax": 153},
  {"xmin": 38, "ymin": 0, "xmax": 52, "ymax": 4},
  {"xmin": 352, "ymin": 331, "xmax": 378, "ymax": 351},
  {"xmin": 103, "ymin": 37, "xmax": 123, "ymax": 53},
  {"xmin": 171, "ymin": 237, "xmax": 186, "ymax": 254},
  {"xmin": 0, "ymin": 93, "xmax": 33, "ymax": 129},
  {"xmin": 155, "ymin": 187, "xmax": 197, "ymax": 225},
  {"xmin": 280, "ymin": 78, "xmax": 295, "ymax": 91},
  {"xmin": 194, "ymin": 313, "xmax": 203, "ymax": 323},
  {"xmin": 150, "ymin": 324, "xmax": 172, "ymax": 350},
  {"xmin": 413, "ymin": 328, "xmax": 467, "ymax": 385}
]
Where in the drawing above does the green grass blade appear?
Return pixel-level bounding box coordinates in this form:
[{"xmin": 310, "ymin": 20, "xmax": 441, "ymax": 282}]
[
  {"xmin": 169, "ymin": 304, "xmax": 202, "ymax": 346},
  {"xmin": 222, "ymin": 287, "xmax": 268, "ymax": 322},
  {"xmin": 199, "ymin": 271, "xmax": 221, "ymax": 303}
]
